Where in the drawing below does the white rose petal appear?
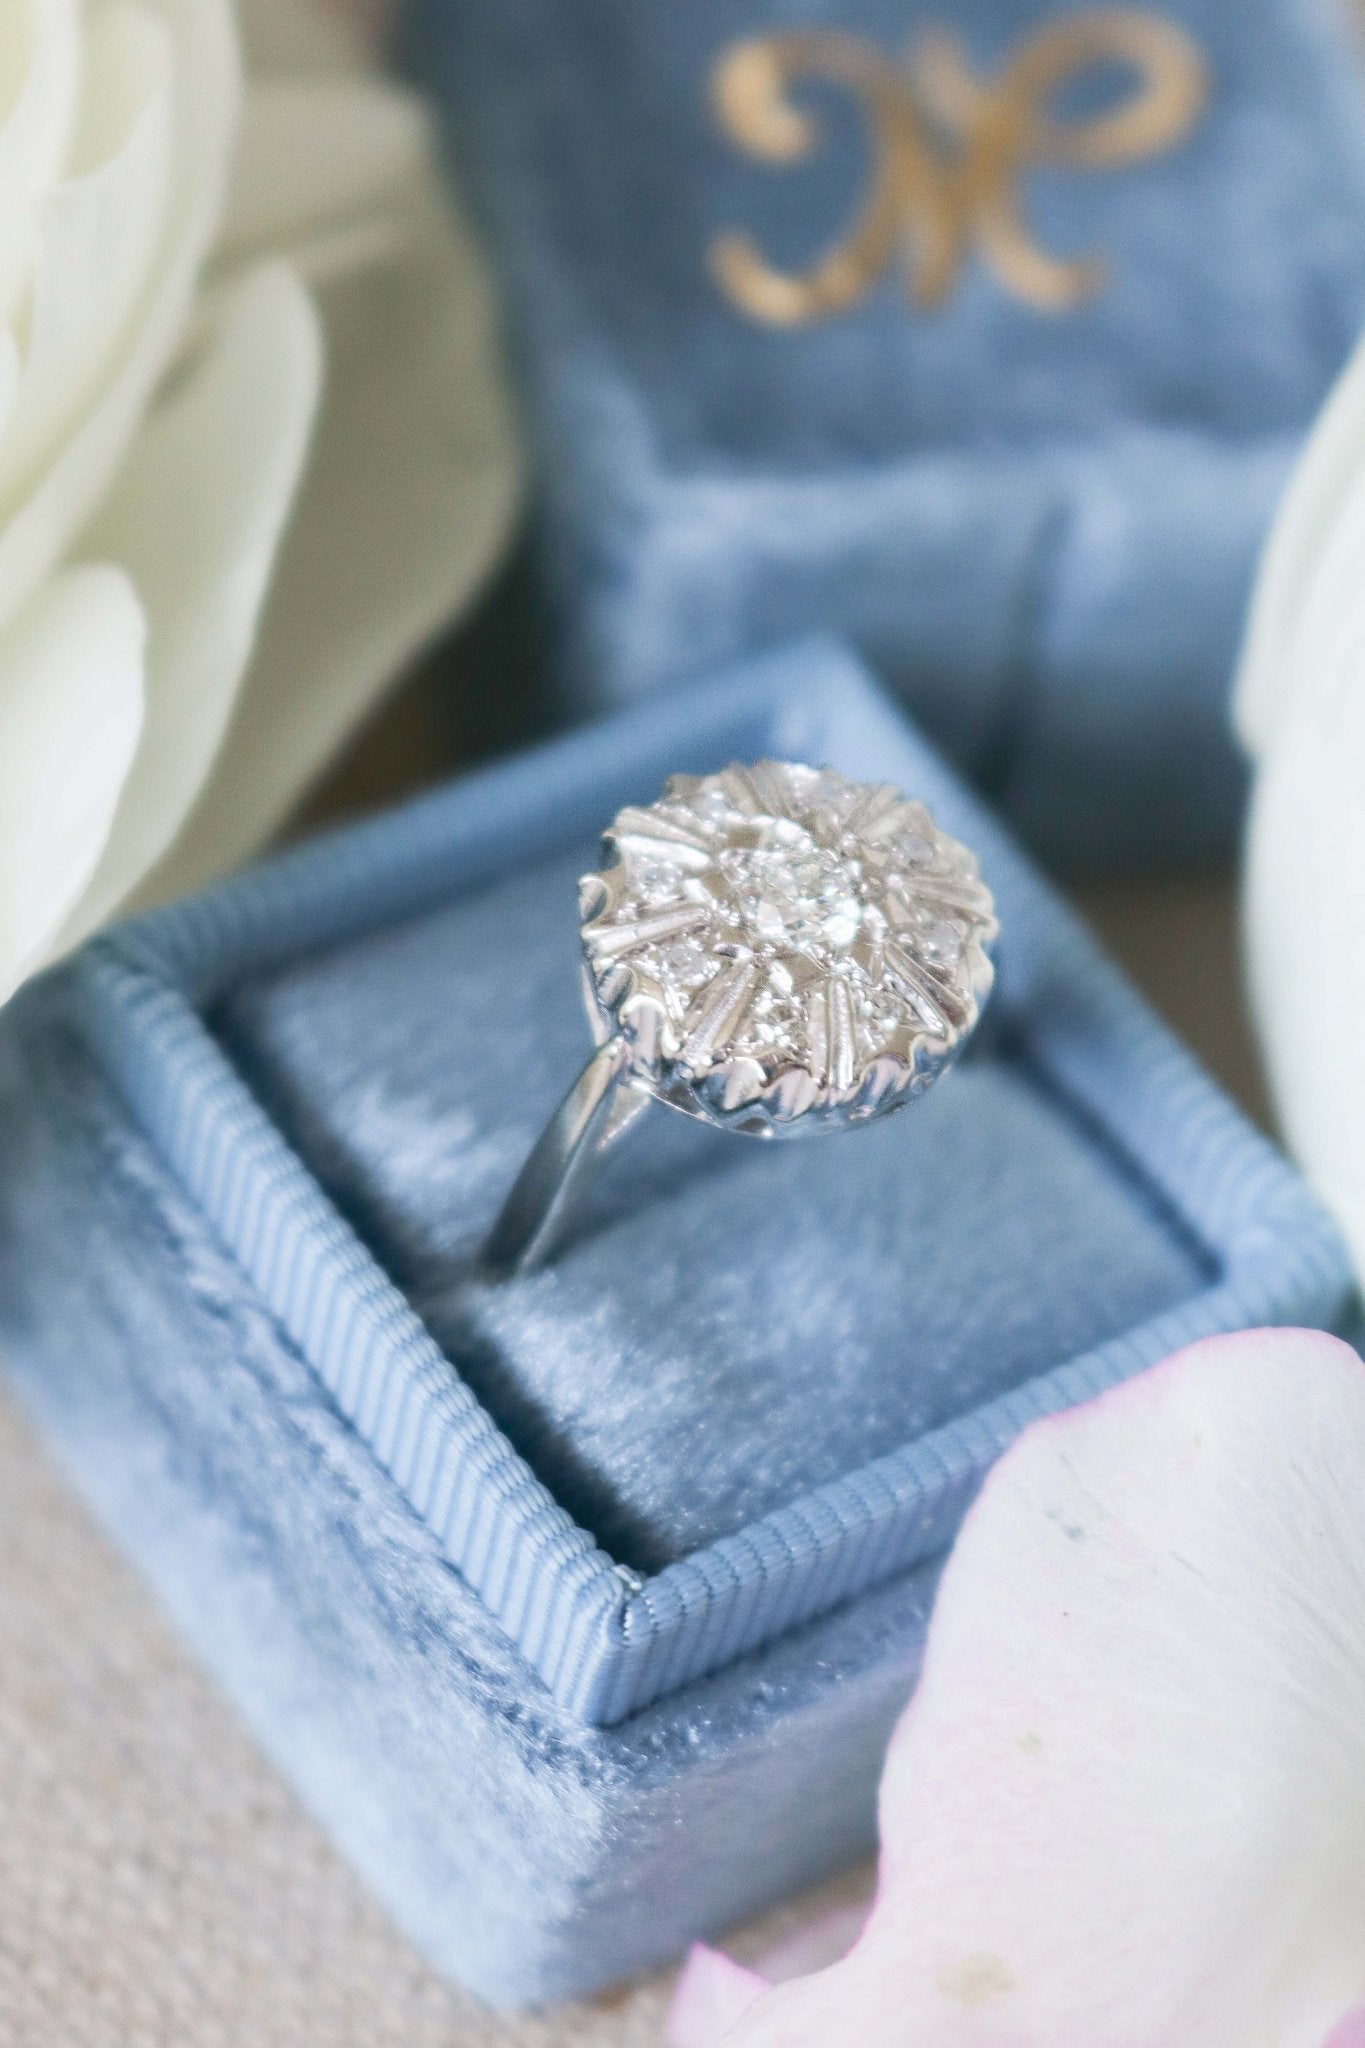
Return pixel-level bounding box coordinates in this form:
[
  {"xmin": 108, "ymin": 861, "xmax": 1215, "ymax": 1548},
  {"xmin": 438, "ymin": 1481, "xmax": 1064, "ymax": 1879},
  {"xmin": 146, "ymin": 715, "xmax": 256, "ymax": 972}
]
[
  {"xmin": 1239, "ymin": 334, "xmax": 1365, "ymax": 1278},
  {"xmin": 1237, "ymin": 332, "xmax": 1365, "ymax": 761},
  {"xmin": 0, "ymin": 0, "xmax": 519, "ymax": 998},
  {"xmin": 0, "ymin": 0, "xmax": 238, "ymax": 640},
  {"xmin": 143, "ymin": 42, "xmax": 518, "ymax": 900},
  {"xmin": 62, "ymin": 261, "xmax": 321, "ymax": 947},
  {"xmin": 221, "ymin": 79, "xmax": 428, "ymax": 269},
  {"xmin": 0, "ymin": 564, "xmax": 143, "ymax": 1001},
  {"xmin": 0, "ymin": 2, "xmax": 174, "ymax": 503},
  {"xmin": 0, "ymin": 0, "xmax": 80, "ymax": 329}
]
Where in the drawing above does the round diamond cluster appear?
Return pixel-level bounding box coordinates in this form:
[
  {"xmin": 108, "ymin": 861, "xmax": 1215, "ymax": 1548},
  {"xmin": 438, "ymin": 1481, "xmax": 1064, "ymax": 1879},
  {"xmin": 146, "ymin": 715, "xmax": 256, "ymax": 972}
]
[{"xmin": 578, "ymin": 761, "xmax": 997, "ymax": 1132}]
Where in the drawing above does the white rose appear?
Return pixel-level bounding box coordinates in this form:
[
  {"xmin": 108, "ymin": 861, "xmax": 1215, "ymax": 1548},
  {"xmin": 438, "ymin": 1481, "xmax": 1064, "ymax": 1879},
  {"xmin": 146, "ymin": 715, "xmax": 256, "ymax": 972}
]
[
  {"xmin": 1237, "ymin": 332, "xmax": 1365, "ymax": 1273},
  {"xmin": 0, "ymin": 0, "xmax": 518, "ymax": 1002}
]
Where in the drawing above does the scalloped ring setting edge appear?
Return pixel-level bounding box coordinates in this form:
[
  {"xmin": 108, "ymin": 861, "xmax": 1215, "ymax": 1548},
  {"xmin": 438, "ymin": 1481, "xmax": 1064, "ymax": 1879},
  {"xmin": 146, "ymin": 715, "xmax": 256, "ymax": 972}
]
[{"xmin": 482, "ymin": 759, "xmax": 998, "ymax": 1277}]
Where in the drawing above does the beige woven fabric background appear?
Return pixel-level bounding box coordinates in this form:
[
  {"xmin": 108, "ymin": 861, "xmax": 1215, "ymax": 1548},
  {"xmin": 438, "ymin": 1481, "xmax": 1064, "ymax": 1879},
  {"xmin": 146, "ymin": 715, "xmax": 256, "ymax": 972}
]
[{"xmin": 0, "ymin": 863, "xmax": 1263, "ymax": 2047}]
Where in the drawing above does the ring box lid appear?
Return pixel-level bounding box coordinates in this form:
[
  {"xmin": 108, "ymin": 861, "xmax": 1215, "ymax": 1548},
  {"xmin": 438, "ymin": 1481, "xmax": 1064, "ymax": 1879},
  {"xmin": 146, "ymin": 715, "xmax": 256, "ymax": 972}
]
[{"xmin": 402, "ymin": 0, "xmax": 1365, "ymax": 866}]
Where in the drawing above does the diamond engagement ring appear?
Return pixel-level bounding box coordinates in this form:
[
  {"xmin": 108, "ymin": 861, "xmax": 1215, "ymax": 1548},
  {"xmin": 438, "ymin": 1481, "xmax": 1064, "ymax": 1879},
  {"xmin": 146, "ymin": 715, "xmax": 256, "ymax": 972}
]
[{"xmin": 483, "ymin": 760, "xmax": 998, "ymax": 1276}]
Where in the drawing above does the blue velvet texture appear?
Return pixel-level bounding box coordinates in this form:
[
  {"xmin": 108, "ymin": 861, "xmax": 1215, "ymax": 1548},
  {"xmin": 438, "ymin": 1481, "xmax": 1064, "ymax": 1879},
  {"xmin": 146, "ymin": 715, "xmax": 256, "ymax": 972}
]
[
  {"xmin": 0, "ymin": 998, "xmax": 926, "ymax": 2007},
  {"xmin": 403, "ymin": 0, "xmax": 1365, "ymax": 866},
  {"xmin": 224, "ymin": 846, "xmax": 1205, "ymax": 1575},
  {"xmin": 0, "ymin": 646, "xmax": 1351, "ymax": 2004}
]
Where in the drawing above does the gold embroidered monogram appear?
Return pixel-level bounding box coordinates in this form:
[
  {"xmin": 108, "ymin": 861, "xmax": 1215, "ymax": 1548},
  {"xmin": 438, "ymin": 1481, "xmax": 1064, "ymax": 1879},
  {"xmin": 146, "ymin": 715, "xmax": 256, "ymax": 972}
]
[{"xmin": 709, "ymin": 10, "xmax": 1208, "ymax": 321}]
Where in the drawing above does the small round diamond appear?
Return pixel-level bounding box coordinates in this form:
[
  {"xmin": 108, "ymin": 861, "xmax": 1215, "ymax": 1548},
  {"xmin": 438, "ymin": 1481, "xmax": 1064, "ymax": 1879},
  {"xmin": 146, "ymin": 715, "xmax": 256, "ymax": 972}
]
[
  {"xmin": 920, "ymin": 916, "xmax": 965, "ymax": 966},
  {"xmin": 632, "ymin": 857, "xmax": 687, "ymax": 905},
  {"xmin": 655, "ymin": 935, "xmax": 713, "ymax": 987},
  {"xmin": 689, "ymin": 787, "xmax": 741, "ymax": 828}
]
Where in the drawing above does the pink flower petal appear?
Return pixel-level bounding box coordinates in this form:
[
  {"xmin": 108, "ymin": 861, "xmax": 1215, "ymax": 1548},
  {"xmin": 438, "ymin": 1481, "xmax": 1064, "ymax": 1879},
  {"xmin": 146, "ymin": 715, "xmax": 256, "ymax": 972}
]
[
  {"xmin": 720, "ymin": 1329, "xmax": 1365, "ymax": 2047},
  {"xmin": 1324, "ymin": 2015, "xmax": 1365, "ymax": 2048},
  {"xmin": 756, "ymin": 1897, "xmax": 874, "ymax": 1987},
  {"xmin": 669, "ymin": 1944, "xmax": 770, "ymax": 2048}
]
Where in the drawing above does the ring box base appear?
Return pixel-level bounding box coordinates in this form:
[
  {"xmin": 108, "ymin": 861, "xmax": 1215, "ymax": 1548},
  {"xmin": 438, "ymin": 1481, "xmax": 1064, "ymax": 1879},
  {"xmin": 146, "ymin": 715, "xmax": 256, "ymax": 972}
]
[{"xmin": 0, "ymin": 642, "xmax": 1349, "ymax": 2004}]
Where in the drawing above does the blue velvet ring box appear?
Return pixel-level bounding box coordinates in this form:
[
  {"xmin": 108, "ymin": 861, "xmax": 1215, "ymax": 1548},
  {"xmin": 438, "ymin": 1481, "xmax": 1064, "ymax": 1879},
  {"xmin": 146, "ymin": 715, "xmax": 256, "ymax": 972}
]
[
  {"xmin": 403, "ymin": 0, "xmax": 1365, "ymax": 867},
  {"xmin": 0, "ymin": 642, "xmax": 1350, "ymax": 2005}
]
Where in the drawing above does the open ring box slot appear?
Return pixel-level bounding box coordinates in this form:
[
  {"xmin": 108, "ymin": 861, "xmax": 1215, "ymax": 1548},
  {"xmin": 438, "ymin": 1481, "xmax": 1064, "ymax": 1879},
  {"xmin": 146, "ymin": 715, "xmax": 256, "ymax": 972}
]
[{"xmin": 0, "ymin": 640, "xmax": 1350, "ymax": 2005}]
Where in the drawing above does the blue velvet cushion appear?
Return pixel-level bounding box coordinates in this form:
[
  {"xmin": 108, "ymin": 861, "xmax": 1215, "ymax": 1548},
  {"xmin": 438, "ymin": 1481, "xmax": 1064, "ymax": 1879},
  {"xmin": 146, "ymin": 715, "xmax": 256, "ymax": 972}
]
[
  {"xmin": 402, "ymin": 0, "xmax": 1365, "ymax": 867},
  {"xmin": 223, "ymin": 847, "xmax": 1205, "ymax": 1577},
  {"xmin": 0, "ymin": 643, "xmax": 1350, "ymax": 2004}
]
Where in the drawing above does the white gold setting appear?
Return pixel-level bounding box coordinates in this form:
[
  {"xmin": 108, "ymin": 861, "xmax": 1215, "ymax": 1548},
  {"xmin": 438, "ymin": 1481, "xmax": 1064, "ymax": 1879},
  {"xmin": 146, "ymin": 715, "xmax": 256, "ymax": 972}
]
[
  {"xmin": 581, "ymin": 761, "xmax": 997, "ymax": 1135},
  {"xmin": 483, "ymin": 761, "xmax": 997, "ymax": 1274}
]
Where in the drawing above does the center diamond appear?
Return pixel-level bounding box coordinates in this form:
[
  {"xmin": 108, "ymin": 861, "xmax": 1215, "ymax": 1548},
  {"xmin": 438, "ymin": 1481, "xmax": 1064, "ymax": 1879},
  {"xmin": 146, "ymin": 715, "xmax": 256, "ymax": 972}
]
[{"xmin": 717, "ymin": 830, "xmax": 864, "ymax": 956}]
